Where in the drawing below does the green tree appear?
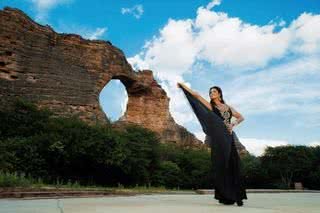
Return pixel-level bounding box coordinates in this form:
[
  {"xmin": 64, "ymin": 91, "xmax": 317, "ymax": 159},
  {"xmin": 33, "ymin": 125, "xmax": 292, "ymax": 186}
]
[
  {"xmin": 261, "ymin": 145, "xmax": 314, "ymax": 188},
  {"xmin": 241, "ymin": 154, "xmax": 270, "ymax": 188},
  {"xmin": 117, "ymin": 125, "xmax": 160, "ymax": 186}
]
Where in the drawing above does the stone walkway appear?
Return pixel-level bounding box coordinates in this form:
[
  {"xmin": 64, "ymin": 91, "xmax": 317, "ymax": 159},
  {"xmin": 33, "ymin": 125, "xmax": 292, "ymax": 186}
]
[
  {"xmin": 1, "ymin": 188, "xmax": 319, "ymax": 199},
  {"xmin": 1, "ymin": 193, "xmax": 320, "ymax": 213},
  {"xmin": 196, "ymin": 189, "xmax": 320, "ymax": 194}
]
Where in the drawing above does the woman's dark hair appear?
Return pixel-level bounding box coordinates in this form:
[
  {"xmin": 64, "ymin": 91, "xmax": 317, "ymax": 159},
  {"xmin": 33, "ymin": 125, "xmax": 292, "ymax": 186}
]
[{"xmin": 209, "ymin": 86, "xmax": 225, "ymax": 107}]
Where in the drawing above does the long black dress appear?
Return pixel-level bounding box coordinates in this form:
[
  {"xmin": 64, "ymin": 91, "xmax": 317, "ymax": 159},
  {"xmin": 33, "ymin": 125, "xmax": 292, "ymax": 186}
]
[{"xmin": 179, "ymin": 86, "xmax": 247, "ymax": 204}]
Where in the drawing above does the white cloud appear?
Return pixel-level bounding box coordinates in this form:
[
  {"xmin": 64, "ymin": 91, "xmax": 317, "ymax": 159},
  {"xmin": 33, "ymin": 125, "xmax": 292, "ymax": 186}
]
[
  {"xmin": 289, "ymin": 13, "xmax": 320, "ymax": 54},
  {"xmin": 121, "ymin": 4, "xmax": 144, "ymax": 19},
  {"xmin": 56, "ymin": 22, "xmax": 107, "ymax": 40},
  {"xmin": 308, "ymin": 141, "xmax": 320, "ymax": 147},
  {"xmin": 30, "ymin": 0, "xmax": 107, "ymax": 40},
  {"xmin": 131, "ymin": 19, "xmax": 197, "ymax": 81},
  {"xmin": 240, "ymin": 138, "xmax": 289, "ymax": 156},
  {"xmin": 128, "ymin": 54, "xmax": 150, "ymax": 70},
  {"xmin": 279, "ymin": 20, "xmax": 286, "ymax": 27},
  {"xmin": 223, "ymin": 56, "xmax": 320, "ymax": 116},
  {"xmin": 238, "ymin": 139, "xmax": 320, "ymax": 156},
  {"xmin": 119, "ymin": 83, "xmax": 128, "ymax": 116},
  {"xmin": 206, "ymin": 0, "xmax": 221, "ymax": 10},
  {"xmin": 128, "ymin": 1, "xmax": 320, "ymax": 132},
  {"xmin": 87, "ymin": 27, "xmax": 107, "ymax": 40},
  {"xmin": 30, "ymin": 0, "xmax": 73, "ymax": 22},
  {"xmin": 194, "ymin": 6, "xmax": 291, "ymax": 70},
  {"xmin": 268, "ymin": 17, "xmax": 286, "ymax": 28},
  {"xmin": 129, "ymin": 5, "xmax": 320, "ymax": 72},
  {"xmin": 194, "ymin": 131, "xmax": 206, "ymax": 142},
  {"xmin": 129, "ymin": 19, "xmax": 199, "ymax": 126}
]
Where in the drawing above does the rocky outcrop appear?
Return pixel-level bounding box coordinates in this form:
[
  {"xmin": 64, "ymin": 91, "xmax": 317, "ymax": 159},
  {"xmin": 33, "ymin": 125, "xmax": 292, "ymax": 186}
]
[
  {"xmin": 0, "ymin": 7, "xmax": 204, "ymax": 147},
  {"xmin": 0, "ymin": 7, "xmax": 248, "ymax": 152}
]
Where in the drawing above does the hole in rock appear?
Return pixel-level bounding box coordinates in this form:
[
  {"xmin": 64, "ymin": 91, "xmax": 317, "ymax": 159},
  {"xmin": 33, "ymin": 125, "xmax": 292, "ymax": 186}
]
[{"xmin": 99, "ymin": 79, "xmax": 128, "ymax": 122}]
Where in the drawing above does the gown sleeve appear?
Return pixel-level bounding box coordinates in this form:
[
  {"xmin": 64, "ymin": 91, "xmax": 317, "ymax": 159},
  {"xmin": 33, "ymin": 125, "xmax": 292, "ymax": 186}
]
[{"xmin": 179, "ymin": 86, "xmax": 233, "ymax": 168}]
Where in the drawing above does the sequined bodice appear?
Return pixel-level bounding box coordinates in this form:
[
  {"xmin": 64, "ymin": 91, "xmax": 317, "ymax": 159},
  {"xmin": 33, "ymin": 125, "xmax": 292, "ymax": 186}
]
[{"xmin": 215, "ymin": 104, "xmax": 232, "ymax": 125}]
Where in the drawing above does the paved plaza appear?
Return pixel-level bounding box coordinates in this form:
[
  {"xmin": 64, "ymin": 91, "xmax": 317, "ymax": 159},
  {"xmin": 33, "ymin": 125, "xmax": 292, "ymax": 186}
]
[{"xmin": 1, "ymin": 193, "xmax": 320, "ymax": 213}]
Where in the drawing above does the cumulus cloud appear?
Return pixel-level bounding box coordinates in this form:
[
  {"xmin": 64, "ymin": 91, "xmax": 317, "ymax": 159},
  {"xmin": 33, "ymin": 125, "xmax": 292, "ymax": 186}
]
[
  {"xmin": 194, "ymin": 6, "xmax": 291, "ymax": 70},
  {"xmin": 30, "ymin": 0, "xmax": 73, "ymax": 22},
  {"xmin": 240, "ymin": 138, "xmax": 289, "ymax": 156},
  {"xmin": 289, "ymin": 13, "xmax": 320, "ymax": 54},
  {"xmin": 121, "ymin": 4, "xmax": 144, "ymax": 19},
  {"xmin": 129, "ymin": 19, "xmax": 199, "ymax": 125},
  {"xmin": 130, "ymin": 19, "xmax": 197, "ymax": 81},
  {"xmin": 128, "ymin": 0, "xmax": 320, "ymax": 133}
]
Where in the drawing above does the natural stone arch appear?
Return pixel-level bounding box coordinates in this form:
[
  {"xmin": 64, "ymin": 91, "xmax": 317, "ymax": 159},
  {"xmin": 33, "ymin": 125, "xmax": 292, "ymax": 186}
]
[
  {"xmin": 0, "ymin": 7, "xmax": 249, "ymax": 153},
  {"xmin": 0, "ymin": 7, "xmax": 203, "ymax": 147}
]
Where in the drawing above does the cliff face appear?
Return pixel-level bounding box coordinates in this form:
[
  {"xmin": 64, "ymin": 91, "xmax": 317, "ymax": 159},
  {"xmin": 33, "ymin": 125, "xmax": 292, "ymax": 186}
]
[
  {"xmin": 0, "ymin": 7, "xmax": 248, "ymax": 152},
  {"xmin": 0, "ymin": 7, "xmax": 205, "ymax": 147}
]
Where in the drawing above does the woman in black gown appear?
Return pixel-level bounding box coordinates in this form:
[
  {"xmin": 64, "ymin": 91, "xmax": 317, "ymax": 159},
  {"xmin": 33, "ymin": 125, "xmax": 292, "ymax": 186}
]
[{"xmin": 177, "ymin": 83, "xmax": 247, "ymax": 206}]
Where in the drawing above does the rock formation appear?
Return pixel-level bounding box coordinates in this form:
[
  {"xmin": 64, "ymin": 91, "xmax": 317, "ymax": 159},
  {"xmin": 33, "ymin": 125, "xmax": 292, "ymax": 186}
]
[{"xmin": 0, "ymin": 7, "xmax": 248, "ymax": 153}]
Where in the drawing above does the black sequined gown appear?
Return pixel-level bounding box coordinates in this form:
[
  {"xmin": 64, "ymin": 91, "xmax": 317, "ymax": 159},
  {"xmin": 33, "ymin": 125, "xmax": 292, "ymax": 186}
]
[{"xmin": 180, "ymin": 86, "xmax": 247, "ymax": 204}]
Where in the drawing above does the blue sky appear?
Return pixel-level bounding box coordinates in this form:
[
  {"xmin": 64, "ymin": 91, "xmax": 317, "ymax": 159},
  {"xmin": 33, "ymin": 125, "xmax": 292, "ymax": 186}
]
[{"xmin": 1, "ymin": 0, "xmax": 320, "ymax": 155}]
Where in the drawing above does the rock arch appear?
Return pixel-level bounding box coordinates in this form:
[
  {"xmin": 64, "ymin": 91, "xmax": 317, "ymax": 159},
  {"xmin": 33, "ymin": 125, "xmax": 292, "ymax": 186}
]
[{"xmin": 0, "ymin": 7, "xmax": 206, "ymax": 148}]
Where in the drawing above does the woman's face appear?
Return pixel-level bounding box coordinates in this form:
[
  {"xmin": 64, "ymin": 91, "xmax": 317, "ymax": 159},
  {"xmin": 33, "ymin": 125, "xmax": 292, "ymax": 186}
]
[{"xmin": 210, "ymin": 88, "xmax": 220, "ymax": 100}]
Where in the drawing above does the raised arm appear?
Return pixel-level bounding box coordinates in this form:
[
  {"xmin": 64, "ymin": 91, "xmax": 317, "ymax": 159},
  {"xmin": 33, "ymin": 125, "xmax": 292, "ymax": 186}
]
[
  {"xmin": 229, "ymin": 106, "xmax": 244, "ymax": 128},
  {"xmin": 177, "ymin": 82, "xmax": 212, "ymax": 111}
]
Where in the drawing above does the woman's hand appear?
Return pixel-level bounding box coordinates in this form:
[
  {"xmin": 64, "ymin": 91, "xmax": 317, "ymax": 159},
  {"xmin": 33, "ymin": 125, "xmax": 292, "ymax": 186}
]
[
  {"xmin": 177, "ymin": 82, "xmax": 213, "ymax": 111},
  {"xmin": 177, "ymin": 82, "xmax": 183, "ymax": 88}
]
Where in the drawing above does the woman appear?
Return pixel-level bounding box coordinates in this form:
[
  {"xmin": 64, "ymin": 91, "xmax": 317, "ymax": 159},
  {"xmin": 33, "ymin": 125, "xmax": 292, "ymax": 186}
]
[{"xmin": 177, "ymin": 82, "xmax": 247, "ymax": 206}]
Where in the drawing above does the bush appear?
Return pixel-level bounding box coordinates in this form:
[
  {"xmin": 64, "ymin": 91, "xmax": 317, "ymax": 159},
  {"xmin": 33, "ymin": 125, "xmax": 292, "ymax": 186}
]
[
  {"xmin": 153, "ymin": 143, "xmax": 212, "ymax": 189},
  {"xmin": 154, "ymin": 161, "xmax": 181, "ymax": 188},
  {"xmin": 0, "ymin": 99, "xmax": 161, "ymax": 187},
  {"xmin": 0, "ymin": 172, "xmax": 32, "ymax": 187},
  {"xmin": 2, "ymin": 99, "xmax": 319, "ymax": 189}
]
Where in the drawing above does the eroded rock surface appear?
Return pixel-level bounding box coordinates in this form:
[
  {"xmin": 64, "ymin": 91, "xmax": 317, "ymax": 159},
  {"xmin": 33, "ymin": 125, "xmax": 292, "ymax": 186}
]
[{"xmin": 0, "ymin": 7, "xmax": 248, "ymax": 152}]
